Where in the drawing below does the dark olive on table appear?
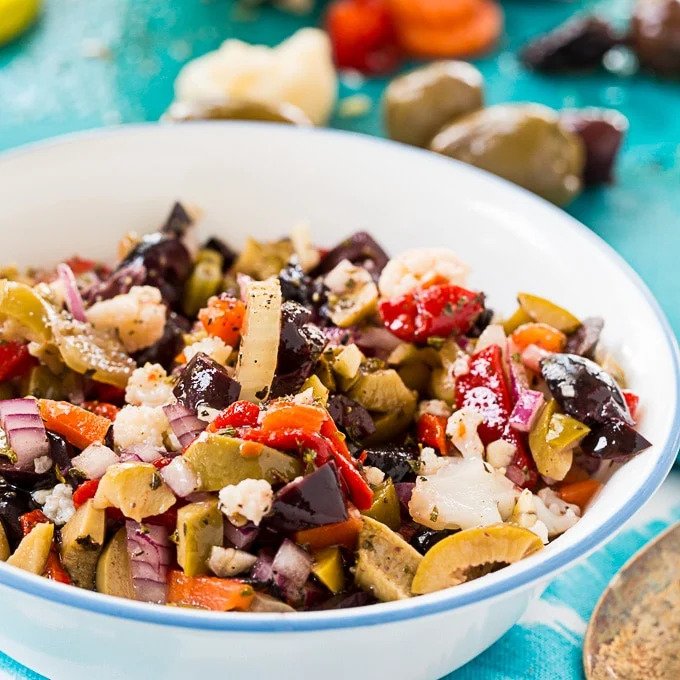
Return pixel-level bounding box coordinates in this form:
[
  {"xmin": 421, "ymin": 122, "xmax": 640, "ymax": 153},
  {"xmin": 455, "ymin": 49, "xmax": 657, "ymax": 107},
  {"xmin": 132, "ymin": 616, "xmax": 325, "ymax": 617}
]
[
  {"xmin": 164, "ymin": 100, "xmax": 312, "ymax": 125},
  {"xmin": 540, "ymin": 353, "xmax": 632, "ymax": 426},
  {"xmin": 631, "ymin": 0, "xmax": 680, "ymax": 76},
  {"xmin": 561, "ymin": 109, "xmax": 628, "ymax": 186},
  {"xmin": 521, "ymin": 16, "xmax": 620, "ymax": 72}
]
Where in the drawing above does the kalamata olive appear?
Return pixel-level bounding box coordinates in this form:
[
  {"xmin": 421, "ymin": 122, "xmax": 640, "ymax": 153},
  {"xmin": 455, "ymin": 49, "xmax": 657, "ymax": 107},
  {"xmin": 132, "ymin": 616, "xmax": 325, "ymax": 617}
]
[
  {"xmin": 327, "ymin": 394, "xmax": 376, "ymax": 443},
  {"xmin": 133, "ymin": 312, "xmax": 191, "ymax": 371},
  {"xmin": 467, "ymin": 307, "xmax": 494, "ymax": 339},
  {"xmin": 561, "ymin": 109, "xmax": 628, "ymax": 185},
  {"xmin": 540, "ymin": 353, "xmax": 633, "ymax": 426},
  {"xmin": 410, "ymin": 528, "xmax": 453, "ymax": 555},
  {"xmin": 430, "ymin": 104, "xmax": 585, "ymax": 206},
  {"xmin": 270, "ymin": 302, "xmax": 326, "ymax": 398},
  {"xmin": 84, "ymin": 261, "xmax": 147, "ymax": 304},
  {"xmin": 311, "ymin": 591, "xmax": 376, "ymax": 610},
  {"xmin": 173, "ymin": 352, "xmax": 240, "ymax": 412},
  {"xmin": 384, "ymin": 61, "xmax": 484, "ymax": 148},
  {"xmin": 0, "ymin": 476, "xmax": 33, "ymax": 549},
  {"xmin": 580, "ymin": 420, "xmax": 652, "ymax": 460},
  {"xmin": 160, "ymin": 202, "xmax": 193, "ymax": 237},
  {"xmin": 564, "ymin": 317, "xmax": 605, "ymax": 358},
  {"xmin": 362, "ymin": 444, "xmax": 419, "ymax": 483},
  {"xmin": 631, "ymin": 0, "xmax": 680, "ymax": 76},
  {"xmin": 521, "ymin": 16, "xmax": 620, "ymax": 72},
  {"xmin": 310, "ymin": 232, "xmax": 389, "ymax": 279},
  {"xmin": 268, "ymin": 463, "xmax": 347, "ymax": 532},
  {"xmin": 278, "ymin": 262, "xmax": 326, "ymax": 311}
]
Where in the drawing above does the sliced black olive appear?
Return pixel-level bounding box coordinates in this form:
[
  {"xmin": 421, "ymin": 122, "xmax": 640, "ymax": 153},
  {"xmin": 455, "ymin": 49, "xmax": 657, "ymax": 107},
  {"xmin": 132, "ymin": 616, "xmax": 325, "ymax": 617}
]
[
  {"xmin": 564, "ymin": 317, "xmax": 604, "ymax": 358},
  {"xmin": 362, "ymin": 445, "xmax": 419, "ymax": 483},
  {"xmin": 580, "ymin": 420, "xmax": 652, "ymax": 460},
  {"xmin": 327, "ymin": 394, "xmax": 376, "ymax": 443}
]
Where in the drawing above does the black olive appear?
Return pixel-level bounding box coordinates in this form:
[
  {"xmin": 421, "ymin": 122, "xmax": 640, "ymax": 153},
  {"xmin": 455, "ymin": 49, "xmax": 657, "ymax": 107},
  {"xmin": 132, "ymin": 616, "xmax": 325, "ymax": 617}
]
[
  {"xmin": 327, "ymin": 394, "xmax": 376, "ymax": 443},
  {"xmin": 521, "ymin": 16, "xmax": 620, "ymax": 72},
  {"xmin": 540, "ymin": 353, "xmax": 632, "ymax": 426},
  {"xmin": 310, "ymin": 231, "xmax": 389, "ymax": 280},
  {"xmin": 173, "ymin": 352, "xmax": 241, "ymax": 412},
  {"xmin": 160, "ymin": 202, "xmax": 193, "ymax": 237},
  {"xmin": 467, "ymin": 307, "xmax": 494, "ymax": 339},
  {"xmin": 581, "ymin": 420, "xmax": 652, "ymax": 460},
  {"xmin": 564, "ymin": 317, "xmax": 604, "ymax": 358},
  {"xmin": 0, "ymin": 476, "xmax": 34, "ymax": 549},
  {"xmin": 362, "ymin": 445, "xmax": 419, "ymax": 483},
  {"xmin": 202, "ymin": 237, "xmax": 237, "ymax": 272},
  {"xmin": 410, "ymin": 528, "xmax": 453, "ymax": 555},
  {"xmin": 133, "ymin": 312, "xmax": 192, "ymax": 371}
]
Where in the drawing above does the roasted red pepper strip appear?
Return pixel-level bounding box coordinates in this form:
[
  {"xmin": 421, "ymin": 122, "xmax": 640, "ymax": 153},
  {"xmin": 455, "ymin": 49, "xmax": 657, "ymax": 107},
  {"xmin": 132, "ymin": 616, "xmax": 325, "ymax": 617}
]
[
  {"xmin": 379, "ymin": 284, "xmax": 484, "ymax": 343},
  {"xmin": 239, "ymin": 428, "xmax": 335, "ymax": 466},
  {"xmin": 72, "ymin": 479, "xmax": 100, "ymax": 509},
  {"xmin": 81, "ymin": 401, "xmax": 119, "ymax": 422},
  {"xmin": 19, "ymin": 509, "xmax": 50, "ymax": 535},
  {"xmin": 0, "ymin": 342, "xmax": 37, "ymax": 381},
  {"xmin": 417, "ymin": 413, "xmax": 449, "ymax": 454},
  {"xmin": 623, "ymin": 390, "xmax": 640, "ymax": 422},
  {"xmin": 455, "ymin": 344, "xmax": 538, "ymax": 489},
  {"xmin": 208, "ymin": 400, "xmax": 260, "ymax": 432}
]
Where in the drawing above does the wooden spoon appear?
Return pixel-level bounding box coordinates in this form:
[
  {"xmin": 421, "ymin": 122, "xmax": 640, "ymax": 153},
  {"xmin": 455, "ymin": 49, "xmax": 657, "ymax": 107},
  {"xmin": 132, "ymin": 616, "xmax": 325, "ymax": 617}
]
[{"xmin": 584, "ymin": 522, "xmax": 680, "ymax": 679}]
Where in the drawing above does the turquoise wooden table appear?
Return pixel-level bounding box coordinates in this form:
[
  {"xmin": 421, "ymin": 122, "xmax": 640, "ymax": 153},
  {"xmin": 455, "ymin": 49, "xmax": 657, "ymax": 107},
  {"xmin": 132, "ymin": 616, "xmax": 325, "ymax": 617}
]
[{"xmin": 0, "ymin": 2, "xmax": 679, "ymax": 679}]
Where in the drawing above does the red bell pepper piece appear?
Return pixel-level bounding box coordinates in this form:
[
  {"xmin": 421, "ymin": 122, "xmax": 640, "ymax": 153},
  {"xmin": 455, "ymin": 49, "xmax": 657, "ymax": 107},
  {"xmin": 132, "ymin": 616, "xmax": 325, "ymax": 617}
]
[
  {"xmin": 89, "ymin": 382, "xmax": 126, "ymax": 406},
  {"xmin": 65, "ymin": 257, "xmax": 96, "ymax": 276},
  {"xmin": 239, "ymin": 428, "xmax": 336, "ymax": 466},
  {"xmin": 455, "ymin": 345, "xmax": 538, "ymax": 489},
  {"xmin": 622, "ymin": 390, "xmax": 639, "ymax": 422},
  {"xmin": 417, "ymin": 413, "xmax": 450, "ymax": 454},
  {"xmin": 326, "ymin": 0, "xmax": 402, "ymax": 74},
  {"xmin": 72, "ymin": 479, "xmax": 100, "ymax": 509},
  {"xmin": 379, "ymin": 284, "xmax": 484, "ymax": 343},
  {"xmin": 19, "ymin": 509, "xmax": 50, "ymax": 536},
  {"xmin": 81, "ymin": 401, "xmax": 119, "ymax": 422},
  {"xmin": 208, "ymin": 400, "xmax": 260, "ymax": 432},
  {"xmin": 0, "ymin": 342, "xmax": 37, "ymax": 381}
]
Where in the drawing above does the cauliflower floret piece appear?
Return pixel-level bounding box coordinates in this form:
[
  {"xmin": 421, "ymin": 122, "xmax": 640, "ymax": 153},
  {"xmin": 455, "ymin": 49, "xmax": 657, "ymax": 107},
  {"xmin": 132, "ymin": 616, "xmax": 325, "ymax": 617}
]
[
  {"xmin": 183, "ymin": 337, "xmax": 232, "ymax": 367},
  {"xmin": 32, "ymin": 484, "xmax": 75, "ymax": 526},
  {"xmin": 86, "ymin": 286, "xmax": 166, "ymax": 353},
  {"xmin": 418, "ymin": 446, "xmax": 448, "ymax": 475},
  {"xmin": 218, "ymin": 479, "xmax": 274, "ymax": 527},
  {"xmin": 125, "ymin": 363, "xmax": 176, "ymax": 408},
  {"xmin": 378, "ymin": 248, "xmax": 470, "ymax": 299},
  {"xmin": 446, "ymin": 407, "xmax": 485, "ymax": 459},
  {"xmin": 409, "ymin": 457, "xmax": 518, "ymax": 531},
  {"xmin": 113, "ymin": 405, "xmax": 170, "ymax": 450},
  {"xmin": 174, "ymin": 28, "xmax": 337, "ymax": 126},
  {"xmin": 534, "ymin": 488, "xmax": 581, "ymax": 538},
  {"xmin": 363, "ymin": 466, "xmax": 386, "ymax": 487},
  {"xmin": 417, "ymin": 399, "xmax": 452, "ymax": 419},
  {"xmin": 512, "ymin": 489, "xmax": 549, "ymax": 544},
  {"xmin": 486, "ymin": 439, "xmax": 516, "ymax": 469}
]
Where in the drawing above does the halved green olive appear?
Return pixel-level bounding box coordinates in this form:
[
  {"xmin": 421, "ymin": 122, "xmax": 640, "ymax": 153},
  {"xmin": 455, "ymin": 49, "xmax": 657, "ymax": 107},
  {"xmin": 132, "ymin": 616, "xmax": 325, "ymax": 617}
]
[
  {"xmin": 411, "ymin": 525, "xmax": 543, "ymax": 594},
  {"xmin": 164, "ymin": 99, "xmax": 312, "ymax": 125}
]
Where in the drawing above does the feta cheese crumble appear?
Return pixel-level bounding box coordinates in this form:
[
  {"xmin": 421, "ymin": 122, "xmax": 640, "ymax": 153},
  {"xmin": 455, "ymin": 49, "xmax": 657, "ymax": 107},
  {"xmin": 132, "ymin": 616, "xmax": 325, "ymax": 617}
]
[
  {"xmin": 113, "ymin": 405, "xmax": 170, "ymax": 450},
  {"xmin": 125, "ymin": 363, "xmax": 176, "ymax": 408},
  {"xmin": 219, "ymin": 479, "xmax": 274, "ymax": 527},
  {"xmin": 32, "ymin": 484, "xmax": 75, "ymax": 526}
]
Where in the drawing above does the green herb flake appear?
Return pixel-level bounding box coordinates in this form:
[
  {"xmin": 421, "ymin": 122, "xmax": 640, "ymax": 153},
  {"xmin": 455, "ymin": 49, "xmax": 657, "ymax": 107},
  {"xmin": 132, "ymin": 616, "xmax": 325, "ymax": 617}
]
[{"xmin": 429, "ymin": 506, "xmax": 439, "ymax": 523}]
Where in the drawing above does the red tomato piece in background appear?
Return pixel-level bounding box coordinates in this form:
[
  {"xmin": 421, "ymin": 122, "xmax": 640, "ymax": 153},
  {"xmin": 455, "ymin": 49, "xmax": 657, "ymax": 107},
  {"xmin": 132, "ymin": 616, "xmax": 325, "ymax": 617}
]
[
  {"xmin": 326, "ymin": 0, "xmax": 402, "ymax": 74},
  {"xmin": 0, "ymin": 342, "xmax": 37, "ymax": 381}
]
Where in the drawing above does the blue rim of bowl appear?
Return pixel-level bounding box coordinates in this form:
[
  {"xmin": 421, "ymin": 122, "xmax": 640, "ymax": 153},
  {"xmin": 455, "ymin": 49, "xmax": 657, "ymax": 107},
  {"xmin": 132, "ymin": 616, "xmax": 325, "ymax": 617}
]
[{"xmin": 0, "ymin": 122, "xmax": 678, "ymax": 633}]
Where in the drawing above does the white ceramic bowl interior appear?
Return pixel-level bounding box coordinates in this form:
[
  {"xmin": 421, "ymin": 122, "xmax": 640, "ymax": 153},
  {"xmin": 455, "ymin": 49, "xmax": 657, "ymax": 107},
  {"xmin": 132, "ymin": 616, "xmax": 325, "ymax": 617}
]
[{"xmin": 0, "ymin": 124, "xmax": 677, "ymax": 680}]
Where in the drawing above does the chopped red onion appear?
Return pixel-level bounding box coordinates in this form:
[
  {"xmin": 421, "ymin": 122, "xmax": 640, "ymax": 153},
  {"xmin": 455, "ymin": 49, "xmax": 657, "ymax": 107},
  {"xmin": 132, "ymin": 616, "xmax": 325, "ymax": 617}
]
[
  {"xmin": 508, "ymin": 354, "xmax": 530, "ymax": 403},
  {"xmin": 509, "ymin": 389, "xmax": 545, "ymax": 433},
  {"xmin": 251, "ymin": 550, "xmax": 275, "ymax": 583},
  {"xmin": 119, "ymin": 443, "xmax": 164, "ymax": 464},
  {"xmin": 126, "ymin": 521, "xmax": 171, "ymax": 604},
  {"xmin": 506, "ymin": 464, "xmax": 528, "ymax": 487},
  {"xmin": 224, "ymin": 519, "xmax": 260, "ymax": 550},
  {"xmin": 0, "ymin": 398, "xmax": 50, "ymax": 470},
  {"xmin": 58, "ymin": 263, "xmax": 87, "ymax": 322},
  {"xmin": 163, "ymin": 404, "xmax": 206, "ymax": 449},
  {"xmin": 394, "ymin": 482, "xmax": 415, "ymax": 513},
  {"xmin": 160, "ymin": 456, "xmax": 199, "ymax": 498},
  {"xmin": 271, "ymin": 539, "xmax": 312, "ymax": 603},
  {"xmin": 71, "ymin": 443, "xmax": 119, "ymax": 480}
]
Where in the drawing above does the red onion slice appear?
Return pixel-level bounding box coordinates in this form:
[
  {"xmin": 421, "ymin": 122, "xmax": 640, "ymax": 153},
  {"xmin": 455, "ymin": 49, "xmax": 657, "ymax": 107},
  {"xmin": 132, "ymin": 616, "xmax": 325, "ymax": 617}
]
[
  {"xmin": 58, "ymin": 263, "xmax": 87, "ymax": 322},
  {"xmin": 509, "ymin": 389, "xmax": 545, "ymax": 433},
  {"xmin": 126, "ymin": 521, "xmax": 171, "ymax": 604},
  {"xmin": 224, "ymin": 519, "xmax": 260, "ymax": 551},
  {"xmin": 0, "ymin": 398, "xmax": 50, "ymax": 470},
  {"xmin": 163, "ymin": 404, "xmax": 206, "ymax": 449}
]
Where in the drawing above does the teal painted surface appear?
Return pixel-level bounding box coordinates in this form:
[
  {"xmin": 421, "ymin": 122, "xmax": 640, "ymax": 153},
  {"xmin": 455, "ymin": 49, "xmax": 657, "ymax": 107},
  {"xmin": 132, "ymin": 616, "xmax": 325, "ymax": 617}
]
[{"xmin": 0, "ymin": 3, "xmax": 679, "ymax": 678}]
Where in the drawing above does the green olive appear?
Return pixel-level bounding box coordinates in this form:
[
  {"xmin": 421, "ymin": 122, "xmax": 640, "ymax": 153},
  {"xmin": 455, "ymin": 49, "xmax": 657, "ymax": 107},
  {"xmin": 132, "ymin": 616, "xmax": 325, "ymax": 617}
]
[
  {"xmin": 430, "ymin": 104, "xmax": 585, "ymax": 206},
  {"xmin": 384, "ymin": 61, "xmax": 484, "ymax": 148},
  {"xmin": 164, "ymin": 99, "xmax": 312, "ymax": 125}
]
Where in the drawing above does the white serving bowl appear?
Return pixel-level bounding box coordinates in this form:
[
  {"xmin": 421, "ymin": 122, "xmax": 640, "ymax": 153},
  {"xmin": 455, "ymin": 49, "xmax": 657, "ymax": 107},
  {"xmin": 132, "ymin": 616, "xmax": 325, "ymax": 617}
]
[{"xmin": 0, "ymin": 124, "xmax": 677, "ymax": 680}]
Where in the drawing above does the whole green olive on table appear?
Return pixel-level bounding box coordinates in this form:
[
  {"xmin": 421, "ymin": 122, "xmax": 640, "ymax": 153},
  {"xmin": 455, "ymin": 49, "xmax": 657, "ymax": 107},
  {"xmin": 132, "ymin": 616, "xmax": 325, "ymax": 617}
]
[
  {"xmin": 383, "ymin": 61, "xmax": 484, "ymax": 148},
  {"xmin": 429, "ymin": 103, "xmax": 585, "ymax": 206}
]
